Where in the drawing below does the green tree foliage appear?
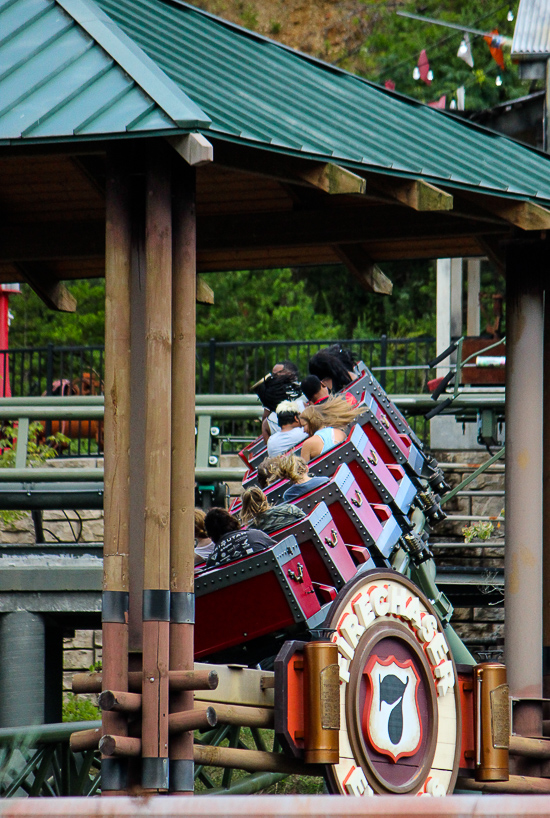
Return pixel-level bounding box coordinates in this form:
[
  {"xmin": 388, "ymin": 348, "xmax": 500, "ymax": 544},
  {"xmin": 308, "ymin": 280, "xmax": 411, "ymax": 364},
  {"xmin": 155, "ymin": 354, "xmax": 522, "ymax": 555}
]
[
  {"xmin": 197, "ymin": 268, "xmax": 343, "ymax": 342},
  {"xmin": 295, "ymin": 260, "xmax": 436, "ymax": 339},
  {"xmin": 353, "ymin": 0, "xmax": 525, "ymax": 110},
  {"xmin": 9, "ymin": 280, "xmax": 105, "ymax": 348}
]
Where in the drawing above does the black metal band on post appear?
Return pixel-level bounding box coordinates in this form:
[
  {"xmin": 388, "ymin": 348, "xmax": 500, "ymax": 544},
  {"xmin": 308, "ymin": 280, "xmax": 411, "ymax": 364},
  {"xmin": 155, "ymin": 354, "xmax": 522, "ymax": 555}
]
[
  {"xmin": 170, "ymin": 591, "xmax": 195, "ymax": 624},
  {"xmin": 101, "ymin": 757, "xmax": 128, "ymax": 791},
  {"xmin": 142, "ymin": 589, "xmax": 170, "ymax": 622},
  {"xmin": 102, "ymin": 591, "xmax": 129, "ymax": 624},
  {"xmin": 142, "ymin": 757, "xmax": 169, "ymax": 791},
  {"xmin": 170, "ymin": 758, "xmax": 194, "ymax": 792}
]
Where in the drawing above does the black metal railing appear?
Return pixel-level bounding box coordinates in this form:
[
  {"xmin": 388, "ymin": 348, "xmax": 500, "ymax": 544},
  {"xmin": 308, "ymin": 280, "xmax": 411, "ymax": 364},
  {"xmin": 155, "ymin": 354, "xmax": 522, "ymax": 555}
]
[
  {"xmin": 1, "ymin": 344, "xmax": 104, "ymax": 399},
  {"xmin": 196, "ymin": 336, "xmax": 435, "ymax": 396},
  {"xmin": 5, "ymin": 337, "xmax": 435, "ymax": 399},
  {"xmin": 1, "ymin": 337, "xmax": 435, "ymax": 452}
]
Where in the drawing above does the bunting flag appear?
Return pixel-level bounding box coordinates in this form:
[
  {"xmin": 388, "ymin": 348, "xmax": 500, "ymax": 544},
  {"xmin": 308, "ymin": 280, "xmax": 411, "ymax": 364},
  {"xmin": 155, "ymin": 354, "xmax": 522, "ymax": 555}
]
[
  {"xmin": 417, "ymin": 49, "xmax": 432, "ymax": 84},
  {"xmin": 484, "ymin": 29, "xmax": 506, "ymax": 69},
  {"xmin": 428, "ymin": 95, "xmax": 446, "ymax": 109},
  {"xmin": 457, "ymin": 33, "xmax": 474, "ymax": 68},
  {"xmin": 384, "ymin": 79, "xmax": 396, "ymax": 90}
]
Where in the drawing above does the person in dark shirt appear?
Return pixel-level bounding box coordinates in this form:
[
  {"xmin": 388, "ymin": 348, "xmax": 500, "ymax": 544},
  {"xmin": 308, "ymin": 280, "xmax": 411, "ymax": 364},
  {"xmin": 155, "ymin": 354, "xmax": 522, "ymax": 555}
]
[
  {"xmin": 204, "ymin": 507, "xmax": 274, "ymax": 569},
  {"xmin": 272, "ymin": 454, "xmax": 329, "ymax": 503}
]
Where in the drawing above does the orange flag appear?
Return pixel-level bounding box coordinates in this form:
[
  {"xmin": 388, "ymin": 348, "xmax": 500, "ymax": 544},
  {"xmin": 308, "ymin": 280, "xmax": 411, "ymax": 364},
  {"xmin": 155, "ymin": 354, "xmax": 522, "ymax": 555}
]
[{"xmin": 484, "ymin": 29, "xmax": 506, "ymax": 70}]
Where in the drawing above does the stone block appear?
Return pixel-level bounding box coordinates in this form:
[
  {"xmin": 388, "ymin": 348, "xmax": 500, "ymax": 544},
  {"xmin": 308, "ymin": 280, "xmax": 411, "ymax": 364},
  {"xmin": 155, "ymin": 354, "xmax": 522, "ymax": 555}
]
[
  {"xmin": 64, "ymin": 630, "xmax": 94, "ymax": 649},
  {"xmin": 473, "ymin": 606, "xmax": 504, "ymax": 622},
  {"xmin": 63, "ymin": 649, "xmax": 94, "ymax": 670},
  {"xmin": 94, "ymin": 630, "xmax": 102, "ymax": 647}
]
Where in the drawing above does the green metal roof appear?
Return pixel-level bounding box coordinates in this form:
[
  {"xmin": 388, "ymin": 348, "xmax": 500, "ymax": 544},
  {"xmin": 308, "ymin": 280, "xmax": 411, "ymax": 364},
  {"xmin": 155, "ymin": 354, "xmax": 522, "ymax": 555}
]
[
  {"xmin": 93, "ymin": 0, "xmax": 550, "ymax": 204},
  {"xmin": 0, "ymin": 0, "xmax": 210, "ymax": 142},
  {"xmin": 3, "ymin": 0, "xmax": 550, "ymax": 206}
]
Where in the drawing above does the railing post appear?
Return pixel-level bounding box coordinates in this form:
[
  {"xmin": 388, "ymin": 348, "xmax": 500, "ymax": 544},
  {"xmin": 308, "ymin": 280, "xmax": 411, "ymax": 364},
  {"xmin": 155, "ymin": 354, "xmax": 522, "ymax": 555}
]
[
  {"xmin": 379, "ymin": 334, "xmax": 387, "ymax": 390},
  {"xmin": 46, "ymin": 343, "xmax": 54, "ymax": 396},
  {"xmin": 209, "ymin": 337, "xmax": 216, "ymax": 393}
]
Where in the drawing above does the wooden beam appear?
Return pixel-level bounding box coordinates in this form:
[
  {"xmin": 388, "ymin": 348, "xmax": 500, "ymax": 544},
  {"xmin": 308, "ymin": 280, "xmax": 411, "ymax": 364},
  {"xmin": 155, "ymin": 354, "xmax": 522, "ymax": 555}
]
[
  {"xmin": 211, "ymin": 139, "xmax": 365, "ymax": 195},
  {"xmin": 478, "ymin": 235, "xmax": 505, "ymax": 275},
  {"xmin": 463, "ymin": 193, "xmax": 550, "ymax": 230},
  {"xmin": 369, "ymin": 175, "xmax": 453, "ymax": 211},
  {"xmin": 168, "ymin": 133, "xmax": 214, "ymax": 167},
  {"xmin": 0, "ymin": 221, "xmax": 105, "ymax": 262},
  {"xmin": 16, "ymin": 262, "xmax": 76, "ymax": 312},
  {"xmin": 296, "ymin": 164, "xmax": 366, "ymax": 195},
  {"xmin": 197, "ymin": 206, "xmax": 507, "ymax": 252},
  {"xmin": 334, "ymin": 245, "xmax": 393, "ymax": 295},
  {"xmin": 196, "ymin": 275, "xmax": 214, "ymax": 304}
]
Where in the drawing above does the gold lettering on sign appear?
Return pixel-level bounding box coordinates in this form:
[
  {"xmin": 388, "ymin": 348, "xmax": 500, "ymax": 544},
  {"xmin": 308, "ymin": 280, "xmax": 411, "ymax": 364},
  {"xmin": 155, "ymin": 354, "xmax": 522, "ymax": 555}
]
[{"xmin": 320, "ymin": 664, "xmax": 341, "ymax": 730}]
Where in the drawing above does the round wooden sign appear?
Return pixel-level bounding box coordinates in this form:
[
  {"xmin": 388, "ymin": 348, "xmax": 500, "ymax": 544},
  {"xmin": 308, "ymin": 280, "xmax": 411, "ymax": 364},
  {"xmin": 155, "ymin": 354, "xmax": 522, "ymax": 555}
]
[{"xmin": 324, "ymin": 570, "xmax": 461, "ymax": 797}]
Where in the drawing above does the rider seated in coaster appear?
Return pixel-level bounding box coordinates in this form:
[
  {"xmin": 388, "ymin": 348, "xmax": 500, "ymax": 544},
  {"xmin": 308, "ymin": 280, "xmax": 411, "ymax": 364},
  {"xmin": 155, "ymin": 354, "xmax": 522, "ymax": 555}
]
[
  {"xmin": 273, "ymin": 454, "xmax": 330, "ymax": 503},
  {"xmin": 308, "ymin": 348, "xmax": 359, "ymax": 406},
  {"xmin": 253, "ymin": 360, "xmax": 304, "ymax": 443},
  {"xmin": 240, "ymin": 485, "xmax": 306, "ymax": 534},
  {"xmin": 204, "ymin": 507, "xmax": 275, "ymax": 569},
  {"xmin": 301, "ymin": 375, "xmax": 330, "ymax": 406},
  {"xmin": 266, "ymin": 400, "xmax": 308, "ymax": 457},
  {"xmin": 299, "ymin": 396, "xmax": 363, "ymax": 463},
  {"xmin": 256, "ymin": 456, "xmax": 279, "ymax": 489},
  {"xmin": 194, "ymin": 508, "xmax": 215, "ymax": 566}
]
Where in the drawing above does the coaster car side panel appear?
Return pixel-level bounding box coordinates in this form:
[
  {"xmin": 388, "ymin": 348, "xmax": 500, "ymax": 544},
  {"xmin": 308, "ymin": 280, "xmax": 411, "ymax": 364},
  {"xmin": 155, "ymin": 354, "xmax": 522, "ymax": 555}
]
[{"xmin": 195, "ymin": 536, "xmax": 321, "ymax": 660}]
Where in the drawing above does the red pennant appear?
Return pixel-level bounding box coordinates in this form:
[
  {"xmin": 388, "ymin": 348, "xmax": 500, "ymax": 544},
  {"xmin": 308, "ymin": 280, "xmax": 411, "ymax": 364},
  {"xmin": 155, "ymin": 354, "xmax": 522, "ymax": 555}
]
[
  {"xmin": 484, "ymin": 29, "xmax": 506, "ymax": 70},
  {"xmin": 428, "ymin": 95, "xmax": 446, "ymax": 109},
  {"xmin": 418, "ymin": 49, "xmax": 431, "ymax": 84},
  {"xmin": 384, "ymin": 79, "xmax": 396, "ymax": 91}
]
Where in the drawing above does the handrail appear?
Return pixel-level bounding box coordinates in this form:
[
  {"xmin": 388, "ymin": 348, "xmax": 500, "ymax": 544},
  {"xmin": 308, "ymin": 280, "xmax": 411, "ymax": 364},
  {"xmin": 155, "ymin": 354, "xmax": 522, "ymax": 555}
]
[{"xmin": 0, "ymin": 720, "xmax": 100, "ymax": 746}]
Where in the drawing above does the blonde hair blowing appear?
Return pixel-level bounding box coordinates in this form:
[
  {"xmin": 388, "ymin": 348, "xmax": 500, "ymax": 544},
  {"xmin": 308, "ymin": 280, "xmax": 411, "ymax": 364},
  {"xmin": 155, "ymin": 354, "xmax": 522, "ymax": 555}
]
[
  {"xmin": 274, "ymin": 453, "xmax": 309, "ymax": 483},
  {"xmin": 240, "ymin": 486, "xmax": 270, "ymax": 525},
  {"xmin": 301, "ymin": 395, "xmax": 361, "ymax": 434}
]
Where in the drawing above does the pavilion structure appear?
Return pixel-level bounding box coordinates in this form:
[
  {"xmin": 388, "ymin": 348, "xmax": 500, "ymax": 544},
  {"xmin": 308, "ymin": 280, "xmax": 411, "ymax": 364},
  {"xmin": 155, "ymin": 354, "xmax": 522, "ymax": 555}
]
[{"xmin": 1, "ymin": 0, "xmax": 550, "ymax": 792}]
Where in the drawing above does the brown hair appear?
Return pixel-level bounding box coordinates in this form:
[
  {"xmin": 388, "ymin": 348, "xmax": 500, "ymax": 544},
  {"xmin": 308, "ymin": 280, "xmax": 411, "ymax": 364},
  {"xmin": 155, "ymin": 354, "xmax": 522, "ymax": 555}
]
[
  {"xmin": 204, "ymin": 507, "xmax": 241, "ymax": 544},
  {"xmin": 194, "ymin": 508, "xmax": 208, "ymax": 539},
  {"xmin": 273, "ymin": 453, "xmax": 308, "ymax": 484},
  {"xmin": 256, "ymin": 456, "xmax": 279, "ymax": 489},
  {"xmin": 240, "ymin": 486, "xmax": 270, "ymax": 525},
  {"xmin": 301, "ymin": 395, "xmax": 361, "ymax": 434}
]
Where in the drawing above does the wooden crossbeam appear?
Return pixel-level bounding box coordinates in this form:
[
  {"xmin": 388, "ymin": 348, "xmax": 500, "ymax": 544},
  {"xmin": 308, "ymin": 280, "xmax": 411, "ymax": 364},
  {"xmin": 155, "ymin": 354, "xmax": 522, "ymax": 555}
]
[
  {"xmin": 16, "ymin": 262, "xmax": 76, "ymax": 312},
  {"xmin": 335, "ymin": 245, "xmax": 393, "ymax": 295},
  {"xmin": 196, "ymin": 275, "xmax": 214, "ymax": 304},
  {"xmin": 463, "ymin": 193, "xmax": 550, "ymax": 231},
  {"xmin": 485, "ymin": 198, "xmax": 550, "ymax": 230},
  {"xmin": 197, "ymin": 207, "xmax": 507, "ymax": 252},
  {"xmin": 296, "ymin": 163, "xmax": 366, "ymax": 195},
  {"xmin": 369, "ymin": 175, "xmax": 453, "ymax": 211},
  {"xmin": 478, "ymin": 235, "xmax": 505, "ymax": 275},
  {"xmin": 211, "ymin": 140, "xmax": 366, "ymax": 195}
]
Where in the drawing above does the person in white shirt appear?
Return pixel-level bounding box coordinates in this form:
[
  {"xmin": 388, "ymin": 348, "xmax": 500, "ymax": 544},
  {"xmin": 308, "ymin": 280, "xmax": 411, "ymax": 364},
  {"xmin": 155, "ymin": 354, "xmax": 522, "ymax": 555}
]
[{"xmin": 266, "ymin": 400, "xmax": 308, "ymax": 457}]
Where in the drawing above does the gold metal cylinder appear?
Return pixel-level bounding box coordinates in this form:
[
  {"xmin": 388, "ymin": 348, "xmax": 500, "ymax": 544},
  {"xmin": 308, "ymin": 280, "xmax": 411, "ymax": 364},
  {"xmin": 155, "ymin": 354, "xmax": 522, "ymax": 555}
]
[
  {"xmin": 474, "ymin": 662, "xmax": 509, "ymax": 781},
  {"xmin": 303, "ymin": 640, "xmax": 340, "ymax": 764}
]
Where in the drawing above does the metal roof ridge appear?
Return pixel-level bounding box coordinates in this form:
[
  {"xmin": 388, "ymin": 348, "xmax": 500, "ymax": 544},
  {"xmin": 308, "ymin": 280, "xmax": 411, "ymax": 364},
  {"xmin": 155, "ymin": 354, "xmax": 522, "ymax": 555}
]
[{"xmin": 54, "ymin": 0, "xmax": 211, "ymax": 128}]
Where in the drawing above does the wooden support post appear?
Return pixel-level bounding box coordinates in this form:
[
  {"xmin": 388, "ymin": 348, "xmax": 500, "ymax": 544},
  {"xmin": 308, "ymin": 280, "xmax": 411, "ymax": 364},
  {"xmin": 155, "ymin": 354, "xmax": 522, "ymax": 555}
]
[
  {"xmin": 466, "ymin": 258, "xmax": 481, "ymax": 337},
  {"xmin": 141, "ymin": 146, "xmax": 173, "ymax": 792},
  {"xmin": 505, "ymin": 242, "xmax": 544, "ymax": 739},
  {"xmin": 169, "ymin": 158, "xmax": 197, "ymax": 794},
  {"xmin": 102, "ymin": 146, "xmax": 132, "ymax": 795}
]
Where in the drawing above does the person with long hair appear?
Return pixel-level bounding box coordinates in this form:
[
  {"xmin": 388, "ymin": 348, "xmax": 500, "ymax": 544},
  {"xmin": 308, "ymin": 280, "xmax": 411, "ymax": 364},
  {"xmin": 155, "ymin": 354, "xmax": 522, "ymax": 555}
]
[
  {"xmin": 240, "ymin": 486, "xmax": 305, "ymax": 534},
  {"xmin": 273, "ymin": 454, "xmax": 329, "ymax": 503},
  {"xmin": 299, "ymin": 395, "xmax": 362, "ymax": 463}
]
